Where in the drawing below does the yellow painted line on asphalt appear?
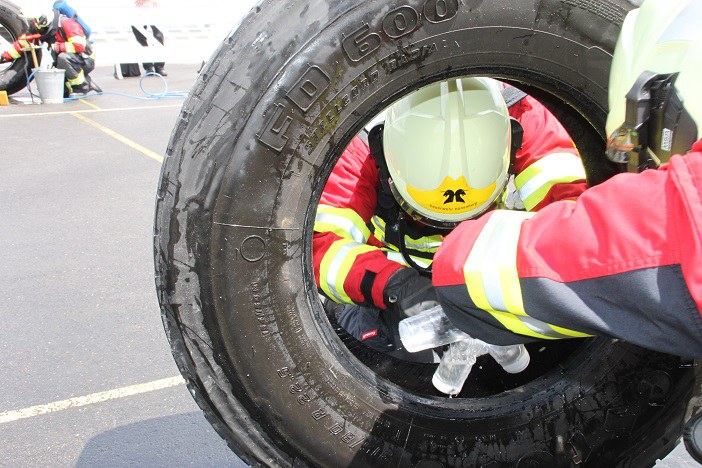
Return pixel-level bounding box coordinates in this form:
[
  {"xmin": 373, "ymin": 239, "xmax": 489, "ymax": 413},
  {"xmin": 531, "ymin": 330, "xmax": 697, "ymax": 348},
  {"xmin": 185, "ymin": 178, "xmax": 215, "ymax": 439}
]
[
  {"xmin": 71, "ymin": 112, "xmax": 165, "ymax": 163},
  {"xmin": 0, "ymin": 376, "xmax": 185, "ymax": 424},
  {"xmin": 79, "ymin": 98, "xmax": 102, "ymax": 110},
  {"xmin": 0, "ymin": 103, "xmax": 181, "ymax": 118}
]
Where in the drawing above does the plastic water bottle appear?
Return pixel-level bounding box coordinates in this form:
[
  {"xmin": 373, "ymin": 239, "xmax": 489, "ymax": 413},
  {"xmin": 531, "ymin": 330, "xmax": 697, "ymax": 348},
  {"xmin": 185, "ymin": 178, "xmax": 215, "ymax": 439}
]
[
  {"xmin": 486, "ymin": 343, "xmax": 530, "ymax": 374},
  {"xmin": 431, "ymin": 338, "xmax": 487, "ymax": 396},
  {"xmin": 398, "ymin": 305, "xmax": 531, "ymax": 394},
  {"xmin": 398, "ymin": 305, "xmax": 470, "ymax": 352}
]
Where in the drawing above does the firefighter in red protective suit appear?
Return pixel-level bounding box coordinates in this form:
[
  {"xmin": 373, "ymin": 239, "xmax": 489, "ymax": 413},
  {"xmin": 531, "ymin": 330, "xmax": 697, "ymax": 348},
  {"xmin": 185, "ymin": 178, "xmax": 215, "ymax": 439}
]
[
  {"xmin": 433, "ymin": 0, "xmax": 702, "ymax": 358},
  {"xmin": 314, "ymin": 77, "xmax": 588, "ymax": 361},
  {"xmin": 0, "ymin": 12, "xmax": 95, "ymax": 96}
]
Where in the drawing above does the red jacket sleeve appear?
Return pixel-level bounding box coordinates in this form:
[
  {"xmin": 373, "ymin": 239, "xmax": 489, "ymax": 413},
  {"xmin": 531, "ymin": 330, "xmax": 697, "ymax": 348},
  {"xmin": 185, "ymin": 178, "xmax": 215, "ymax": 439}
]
[
  {"xmin": 509, "ymin": 96, "xmax": 587, "ymax": 211},
  {"xmin": 432, "ymin": 141, "xmax": 702, "ymax": 356},
  {"xmin": 1, "ymin": 37, "xmax": 33, "ymax": 61},
  {"xmin": 313, "ymin": 136, "xmax": 404, "ymax": 308}
]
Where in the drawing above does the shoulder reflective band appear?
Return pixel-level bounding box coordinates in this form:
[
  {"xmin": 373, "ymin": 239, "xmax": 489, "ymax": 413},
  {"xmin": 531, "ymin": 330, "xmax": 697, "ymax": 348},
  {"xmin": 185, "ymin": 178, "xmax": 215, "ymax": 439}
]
[
  {"xmin": 463, "ymin": 210, "xmax": 591, "ymax": 340},
  {"xmin": 515, "ymin": 152, "xmax": 586, "ymax": 211},
  {"xmin": 315, "ymin": 205, "xmax": 371, "ymax": 244},
  {"xmin": 319, "ymin": 238, "xmax": 376, "ymax": 304}
]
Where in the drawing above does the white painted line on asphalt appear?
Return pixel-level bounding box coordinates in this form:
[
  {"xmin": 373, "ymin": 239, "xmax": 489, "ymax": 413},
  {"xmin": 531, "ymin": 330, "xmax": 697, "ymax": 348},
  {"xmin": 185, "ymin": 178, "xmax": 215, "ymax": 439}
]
[
  {"xmin": 0, "ymin": 376, "xmax": 185, "ymax": 424},
  {"xmin": 0, "ymin": 103, "xmax": 181, "ymax": 118}
]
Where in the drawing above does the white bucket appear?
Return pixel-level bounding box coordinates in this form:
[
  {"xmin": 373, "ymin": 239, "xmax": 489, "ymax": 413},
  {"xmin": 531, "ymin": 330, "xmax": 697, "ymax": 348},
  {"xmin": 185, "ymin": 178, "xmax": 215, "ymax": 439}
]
[{"xmin": 34, "ymin": 69, "xmax": 65, "ymax": 104}]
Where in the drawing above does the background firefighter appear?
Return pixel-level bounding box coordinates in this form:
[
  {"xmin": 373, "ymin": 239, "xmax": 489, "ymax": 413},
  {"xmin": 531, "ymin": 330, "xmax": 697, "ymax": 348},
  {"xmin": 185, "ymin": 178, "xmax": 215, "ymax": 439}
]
[{"xmin": 0, "ymin": 11, "xmax": 96, "ymax": 97}]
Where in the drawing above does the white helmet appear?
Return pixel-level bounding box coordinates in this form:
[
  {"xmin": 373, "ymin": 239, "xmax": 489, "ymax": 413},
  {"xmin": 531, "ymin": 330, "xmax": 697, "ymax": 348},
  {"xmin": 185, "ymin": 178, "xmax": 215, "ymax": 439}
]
[
  {"xmin": 606, "ymin": 0, "xmax": 702, "ymax": 171},
  {"xmin": 383, "ymin": 77, "xmax": 512, "ymax": 228}
]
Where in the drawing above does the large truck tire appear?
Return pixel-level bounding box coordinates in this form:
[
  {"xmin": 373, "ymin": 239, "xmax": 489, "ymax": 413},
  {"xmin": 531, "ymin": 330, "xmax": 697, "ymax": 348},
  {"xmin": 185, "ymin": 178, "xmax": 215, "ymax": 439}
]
[
  {"xmin": 0, "ymin": 0, "xmax": 38, "ymax": 96},
  {"xmin": 154, "ymin": 0, "xmax": 702, "ymax": 466}
]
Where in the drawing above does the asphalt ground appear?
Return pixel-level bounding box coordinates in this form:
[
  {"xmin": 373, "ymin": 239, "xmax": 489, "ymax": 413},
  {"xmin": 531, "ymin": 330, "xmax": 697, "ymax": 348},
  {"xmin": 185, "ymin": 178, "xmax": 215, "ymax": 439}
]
[
  {"xmin": 0, "ymin": 64, "xmax": 697, "ymax": 467},
  {"xmin": 0, "ymin": 65, "xmax": 245, "ymax": 467}
]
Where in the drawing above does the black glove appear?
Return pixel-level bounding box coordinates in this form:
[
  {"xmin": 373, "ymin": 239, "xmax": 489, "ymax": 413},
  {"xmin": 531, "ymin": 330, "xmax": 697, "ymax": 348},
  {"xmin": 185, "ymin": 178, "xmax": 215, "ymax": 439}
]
[{"xmin": 383, "ymin": 268, "xmax": 439, "ymax": 319}]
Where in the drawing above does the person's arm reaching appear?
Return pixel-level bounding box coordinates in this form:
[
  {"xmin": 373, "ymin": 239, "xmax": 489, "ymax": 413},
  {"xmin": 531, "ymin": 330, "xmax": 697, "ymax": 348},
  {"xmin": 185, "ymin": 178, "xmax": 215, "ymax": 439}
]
[
  {"xmin": 433, "ymin": 141, "xmax": 702, "ymax": 357},
  {"xmin": 509, "ymin": 95, "xmax": 588, "ymax": 211},
  {"xmin": 313, "ymin": 137, "xmax": 406, "ymax": 309}
]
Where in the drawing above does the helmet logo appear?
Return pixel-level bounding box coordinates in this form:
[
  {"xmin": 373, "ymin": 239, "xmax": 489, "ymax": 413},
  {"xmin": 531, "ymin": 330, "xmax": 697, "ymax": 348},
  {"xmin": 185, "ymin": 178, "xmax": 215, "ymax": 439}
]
[
  {"xmin": 442, "ymin": 189, "xmax": 466, "ymax": 204},
  {"xmin": 407, "ymin": 176, "xmax": 496, "ymax": 217}
]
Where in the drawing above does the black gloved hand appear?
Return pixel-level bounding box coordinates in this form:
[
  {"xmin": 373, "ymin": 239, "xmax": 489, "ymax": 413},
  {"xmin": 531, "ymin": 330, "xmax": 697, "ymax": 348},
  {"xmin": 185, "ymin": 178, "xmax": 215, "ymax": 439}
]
[{"xmin": 383, "ymin": 268, "xmax": 439, "ymax": 319}]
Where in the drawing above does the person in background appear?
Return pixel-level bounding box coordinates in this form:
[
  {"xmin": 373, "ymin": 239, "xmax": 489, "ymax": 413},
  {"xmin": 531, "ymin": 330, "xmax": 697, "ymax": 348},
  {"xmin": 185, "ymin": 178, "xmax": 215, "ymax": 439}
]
[
  {"xmin": 0, "ymin": 12, "xmax": 96, "ymax": 97},
  {"xmin": 132, "ymin": 0, "xmax": 167, "ymax": 76}
]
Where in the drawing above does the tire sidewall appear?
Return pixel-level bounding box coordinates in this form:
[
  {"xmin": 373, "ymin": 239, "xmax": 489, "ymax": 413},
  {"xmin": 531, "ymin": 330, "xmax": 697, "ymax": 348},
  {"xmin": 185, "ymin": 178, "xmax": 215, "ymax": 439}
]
[{"xmin": 159, "ymin": 0, "xmax": 696, "ymax": 466}]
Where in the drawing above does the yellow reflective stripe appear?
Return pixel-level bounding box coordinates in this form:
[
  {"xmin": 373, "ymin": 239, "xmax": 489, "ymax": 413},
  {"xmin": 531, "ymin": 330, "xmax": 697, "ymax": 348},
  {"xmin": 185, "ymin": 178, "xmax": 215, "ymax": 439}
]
[
  {"xmin": 463, "ymin": 210, "xmax": 587, "ymax": 340},
  {"xmin": 370, "ymin": 215, "xmax": 442, "ymax": 252},
  {"xmin": 8, "ymin": 48, "xmax": 21, "ymax": 59},
  {"xmin": 66, "ymin": 36, "xmax": 86, "ymax": 53},
  {"xmin": 486, "ymin": 310, "xmax": 558, "ymax": 340},
  {"xmin": 315, "ymin": 205, "xmax": 370, "ymax": 243},
  {"xmin": 465, "ymin": 211, "xmax": 535, "ymax": 314},
  {"xmin": 68, "ymin": 70, "xmax": 85, "ymax": 86},
  {"xmin": 319, "ymin": 239, "xmax": 376, "ymax": 304},
  {"xmin": 370, "ymin": 216, "xmax": 387, "ymax": 243},
  {"xmin": 550, "ymin": 324, "xmax": 592, "ymax": 338},
  {"xmin": 404, "ymin": 234, "xmax": 442, "ymax": 252},
  {"xmin": 515, "ymin": 152, "xmax": 586, "ymax": 211}
]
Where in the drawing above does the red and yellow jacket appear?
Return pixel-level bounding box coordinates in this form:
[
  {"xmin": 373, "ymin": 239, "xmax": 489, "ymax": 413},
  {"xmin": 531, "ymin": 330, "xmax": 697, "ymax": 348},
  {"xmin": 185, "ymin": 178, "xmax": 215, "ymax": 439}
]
[
  {"xmin": 433, "ymin": 140, "xmax": 702, "ymax": 357},
  {"xmin": 1, "ymin": 17, "xmax": 87, "ymax": 62},
  {"xmin": 314, "ymin": 94, "xmax": 587, "ymax": 310}
]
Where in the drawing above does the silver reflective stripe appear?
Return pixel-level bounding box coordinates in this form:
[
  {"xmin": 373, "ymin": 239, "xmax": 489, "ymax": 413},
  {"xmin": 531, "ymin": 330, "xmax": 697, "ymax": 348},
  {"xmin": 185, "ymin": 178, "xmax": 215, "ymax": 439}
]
[
  {"xmin": 520, "ymin": 315, "xmax": 579, "ymax": 339},
  {"xmin": 405, "ymin": 238, "xmax": 443, "ymax": 250},
  {"xmin": 371, "ymin": 216, "xmax": 387, "ymax": 242},
  {"xmin": 503, "ymin": 176, "xmax": 525, "ymax": 210},
  {"xmin": 315, "ymin": 212, "xmax": 367, "ymax": 243},
  {"xmin": 385, "ymin": 251, "xmax": 409, "ymax": 266},
  {"xmin": 385, "ymin": 250, "xmax": 431, "ymax": 268},
  {"xmin": 465, "ymin": 211, "xmax": 586, "ymax": 339},
  {"xmin": 473, "ymin": 211, "xmax": 535, "ymax": 312}
]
